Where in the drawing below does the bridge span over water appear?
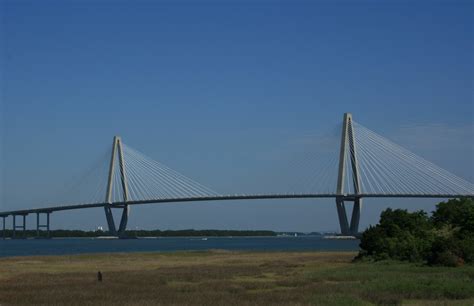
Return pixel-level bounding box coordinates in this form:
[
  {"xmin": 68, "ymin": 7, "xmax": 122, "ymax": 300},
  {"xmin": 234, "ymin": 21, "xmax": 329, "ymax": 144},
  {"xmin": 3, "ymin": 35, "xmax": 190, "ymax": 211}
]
[{"xmin": 1, "ymin": 113, "xmax": 473, "ymax": 238}]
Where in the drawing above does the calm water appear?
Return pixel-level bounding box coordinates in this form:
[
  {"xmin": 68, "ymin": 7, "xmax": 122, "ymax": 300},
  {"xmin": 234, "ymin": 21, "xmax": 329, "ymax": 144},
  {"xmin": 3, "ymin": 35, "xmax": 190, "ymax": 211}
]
[{"xmin": 0, "ymin": 236, "xmax": 359, "ymax": 257}]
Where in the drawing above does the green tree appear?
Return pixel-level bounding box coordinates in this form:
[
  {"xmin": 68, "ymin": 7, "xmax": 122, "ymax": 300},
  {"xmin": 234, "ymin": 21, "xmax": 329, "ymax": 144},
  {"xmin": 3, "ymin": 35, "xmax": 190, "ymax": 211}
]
[
  {"xmin": 358, "ymin": 208, "xmax": 434, "ymax": 262},
  {"xmin": 429, "ymin": 198, "xmax": 474, "ymax": 266},
  {"xmin": 431, "ymin": 198, "xmax": 474, "ymax": 233}
]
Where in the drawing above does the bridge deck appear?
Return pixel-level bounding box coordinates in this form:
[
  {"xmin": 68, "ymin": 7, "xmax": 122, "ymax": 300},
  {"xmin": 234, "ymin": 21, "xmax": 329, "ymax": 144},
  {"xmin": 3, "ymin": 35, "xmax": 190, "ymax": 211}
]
[{"xmin": 1, "ymin": 193, "xmax": 472, "ymax": 217}]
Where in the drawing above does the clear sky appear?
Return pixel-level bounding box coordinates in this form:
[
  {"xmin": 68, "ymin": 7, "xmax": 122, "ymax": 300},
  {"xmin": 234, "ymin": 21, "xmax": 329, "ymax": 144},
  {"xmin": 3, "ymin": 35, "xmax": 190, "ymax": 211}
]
[{"xmin": 1, "ymin": 0, "xmax": 473, "ymax": 232}]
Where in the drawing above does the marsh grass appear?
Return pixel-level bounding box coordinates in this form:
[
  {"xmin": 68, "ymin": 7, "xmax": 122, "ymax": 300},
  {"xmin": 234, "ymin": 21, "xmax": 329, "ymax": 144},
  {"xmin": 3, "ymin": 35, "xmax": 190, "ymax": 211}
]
[{"xmin": 0, "ymin": 251, "xmax": 473, "ymax": 305}]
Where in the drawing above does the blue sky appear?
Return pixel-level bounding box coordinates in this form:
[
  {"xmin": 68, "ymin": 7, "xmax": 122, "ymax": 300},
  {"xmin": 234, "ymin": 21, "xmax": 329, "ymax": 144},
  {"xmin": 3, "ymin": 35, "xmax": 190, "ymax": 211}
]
[{"xmin": 1, "ymin": 1, "xmax": 473, "ymax": 231}]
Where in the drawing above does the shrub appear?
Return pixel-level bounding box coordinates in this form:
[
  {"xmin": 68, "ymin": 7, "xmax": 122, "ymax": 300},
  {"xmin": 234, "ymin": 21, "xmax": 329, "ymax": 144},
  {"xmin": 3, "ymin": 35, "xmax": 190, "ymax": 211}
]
[{"xmin": 430, "ymin": 250, "xmax": 463, "ymax": 267}]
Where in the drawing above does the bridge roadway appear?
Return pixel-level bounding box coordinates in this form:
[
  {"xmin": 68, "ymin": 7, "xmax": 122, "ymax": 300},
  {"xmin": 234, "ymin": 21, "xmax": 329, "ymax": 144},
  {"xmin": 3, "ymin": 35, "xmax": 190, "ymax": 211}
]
[{"xmin": 1, "ymin": 193, "xmax": 473, "ymax": 217}]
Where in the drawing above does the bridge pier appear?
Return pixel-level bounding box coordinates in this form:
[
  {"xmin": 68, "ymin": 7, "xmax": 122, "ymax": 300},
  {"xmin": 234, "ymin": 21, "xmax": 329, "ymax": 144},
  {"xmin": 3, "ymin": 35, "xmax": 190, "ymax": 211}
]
[
  {"xmin": 12, "ymin": 214, "xmax": 27, "ymax": 239},
  {"xmin": 336, "ymin": 198, "xmax": 350, "ymax": 234},
  {"xmin": 36, "ymin": 212, "xmax": 51, "ymax": 238},
  {"xmin": 1, "ymin": 216, "xmax": 6, "ymax": 239},
  {"xmin": 336, "ymin": 197, "xmax": 361, "ymax": 236},
  {"xmin": 350, "ymin": 199, "xmax": 361, "ymax": 234},
  {"xmin": 118, "ymin": 205, "xmax": 129, "ymax": 236},
  {"xmin": 47, "ymin": 212, "xmax": 50, "ymax": 238}
]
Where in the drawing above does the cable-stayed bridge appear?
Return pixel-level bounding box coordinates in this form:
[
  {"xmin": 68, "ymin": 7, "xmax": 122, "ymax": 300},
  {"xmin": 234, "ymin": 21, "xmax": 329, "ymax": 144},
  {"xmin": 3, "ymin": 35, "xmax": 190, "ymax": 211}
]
[{"xmin": 1, "ymin": 113, "xmax": 473, "ymax": 238}]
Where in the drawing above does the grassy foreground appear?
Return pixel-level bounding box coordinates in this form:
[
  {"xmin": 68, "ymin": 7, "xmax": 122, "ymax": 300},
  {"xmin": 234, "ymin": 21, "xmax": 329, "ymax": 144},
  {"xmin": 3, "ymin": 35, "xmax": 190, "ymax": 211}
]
[{"xmin": 0, "ymin": 251, "xmax": 473, "ymax": 305}]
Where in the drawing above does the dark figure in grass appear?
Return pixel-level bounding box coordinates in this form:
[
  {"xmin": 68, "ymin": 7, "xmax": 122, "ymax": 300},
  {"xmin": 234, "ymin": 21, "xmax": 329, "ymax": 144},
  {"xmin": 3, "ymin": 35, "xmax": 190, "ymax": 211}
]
[{"xmin": 97, "ymin": 271, "xmax": 102, "ymax": 282}]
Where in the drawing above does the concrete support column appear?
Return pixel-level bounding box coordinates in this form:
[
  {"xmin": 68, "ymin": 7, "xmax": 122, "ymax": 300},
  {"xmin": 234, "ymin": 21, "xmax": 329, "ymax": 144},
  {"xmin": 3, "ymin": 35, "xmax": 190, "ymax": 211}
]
[
  {"xmin": 350, "ymin": 199, "xmax": 361, "ymax": 235},
  {"xmin": 12, "ymin": 215, "xmax": 16, "ymax": 239},
  {"xmin": 47, "ymin": 212, "xmax": 50, "ymax": 238},
  {"xmin": 118, "ymin": 206, "xmax": 129, "ymax": 235},
  {"xmin": 1, "ymin": 216, "xmax": 5, "ymax": 239},
  {"xmin": 336, "ymin": 198, "xmax": 349, "ymax": 235},
  {"xmin": 36, "ymin": 213, "xmax": 40, "ymax": 237}
]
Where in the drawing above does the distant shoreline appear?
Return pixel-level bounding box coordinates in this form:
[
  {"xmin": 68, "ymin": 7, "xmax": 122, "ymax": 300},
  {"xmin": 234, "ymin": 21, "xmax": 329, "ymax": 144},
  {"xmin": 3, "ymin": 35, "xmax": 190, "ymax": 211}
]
[
  {"xmin": 1, "ymin": 235, "xmax": 335, "ymax": 240},
  {"xmin": 1, "ymin": 229, "xmax": 334, "ymax": 239}
]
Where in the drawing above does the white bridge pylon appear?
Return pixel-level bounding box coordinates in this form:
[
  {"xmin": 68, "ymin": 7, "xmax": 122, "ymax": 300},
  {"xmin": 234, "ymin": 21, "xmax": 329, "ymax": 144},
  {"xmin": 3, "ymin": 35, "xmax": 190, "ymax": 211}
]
[
  {"xmin": 336, "ymin": 113, "xmax": 362, "ymax": 235},
  {"xmin": 104, "ymin": 136, "xmax": 129, "ymax": 236}
]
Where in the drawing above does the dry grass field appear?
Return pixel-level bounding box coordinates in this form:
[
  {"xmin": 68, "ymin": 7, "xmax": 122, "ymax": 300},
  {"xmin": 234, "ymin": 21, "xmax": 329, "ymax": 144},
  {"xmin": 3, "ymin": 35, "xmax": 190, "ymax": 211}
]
[{"xmin": 0, "ymin": 250, "xmax": 473, "ymax": 305}]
